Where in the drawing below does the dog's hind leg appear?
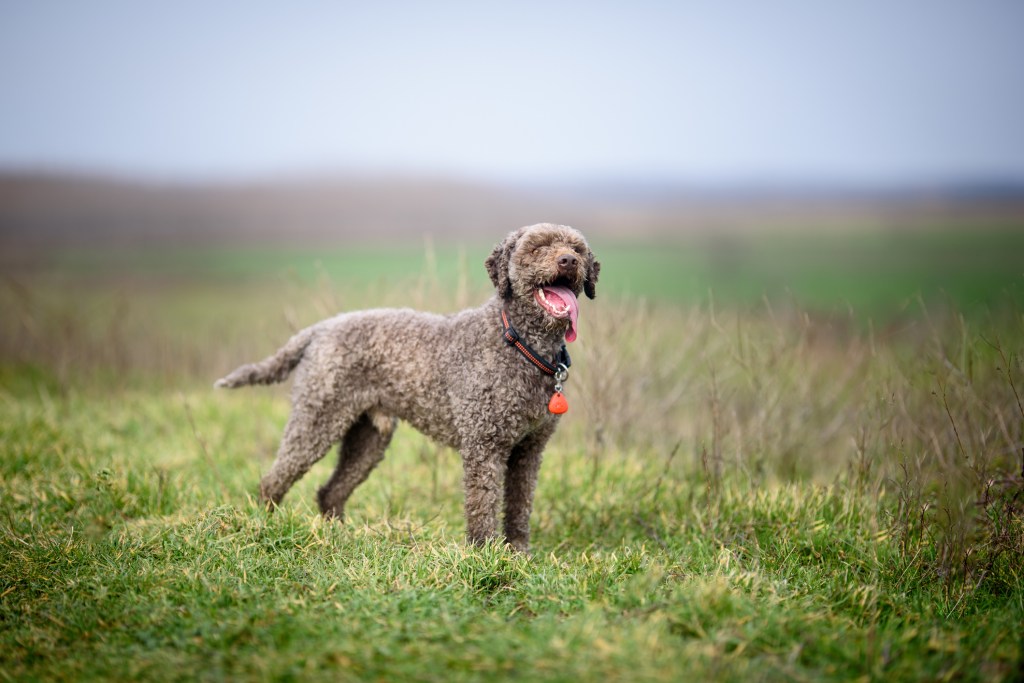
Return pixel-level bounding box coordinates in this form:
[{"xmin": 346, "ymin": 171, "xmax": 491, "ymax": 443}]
[
  {"xmin": 259, "ymin": 404, "xmax": 357, "ymax": 508},
  {"xmin": 317, "ymin": 410, "xmax": 396, "ymax": 520}
]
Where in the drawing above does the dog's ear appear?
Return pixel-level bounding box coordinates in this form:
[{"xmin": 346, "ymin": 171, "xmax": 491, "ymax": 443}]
[
  {"xmin": 485, "ymin": 228, "xmax": 523, "ymax": 299},
  {"xmin": 583, "ymin": 251, "xmax": 601, "ymax": 299}
]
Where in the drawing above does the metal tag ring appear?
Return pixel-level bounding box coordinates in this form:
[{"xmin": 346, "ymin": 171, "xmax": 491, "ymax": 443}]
[{"xmin": 554, "ymin": 364, "xmax": 569, "ymax": 383}]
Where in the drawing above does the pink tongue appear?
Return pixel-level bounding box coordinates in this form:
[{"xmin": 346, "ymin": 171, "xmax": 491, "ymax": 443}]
[{"xmin": 544, "ymin": 285, "xmax": 579, "ymax": 342}]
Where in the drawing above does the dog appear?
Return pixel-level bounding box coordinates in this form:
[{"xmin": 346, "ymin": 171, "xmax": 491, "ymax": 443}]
[{"xmin": 215, "ymin": 223, "xmax": 599, "ymax": 551}]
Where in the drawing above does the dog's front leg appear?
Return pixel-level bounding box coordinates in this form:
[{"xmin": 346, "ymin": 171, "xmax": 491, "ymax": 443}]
[
  {"xmin": 503, "ymin": 424, "xmax": 555, "ymax": 553},
  {"xmin": 460, "ymin": 450, "xmax": 504, "ymax": 546}
]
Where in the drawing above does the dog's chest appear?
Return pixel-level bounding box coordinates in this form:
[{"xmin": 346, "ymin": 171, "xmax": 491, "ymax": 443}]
[{"xmin": 437, "ymin": 350, "xmax": 558, "ymax": 443}]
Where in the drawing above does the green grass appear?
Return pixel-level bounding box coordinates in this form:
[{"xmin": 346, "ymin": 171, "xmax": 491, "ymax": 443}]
[
  {"xmin": 2, "ymin": 229, "xmax": 1023, "ymax": 681},
  {"xmin": 2, "ymin": 387, "xmax": 1020, "ymax": 682}
]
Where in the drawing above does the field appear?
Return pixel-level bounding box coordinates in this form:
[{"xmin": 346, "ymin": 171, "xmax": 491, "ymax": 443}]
[{"xmin": 2, "ymin": 227, "xmax": 1023, "ymax": 681}]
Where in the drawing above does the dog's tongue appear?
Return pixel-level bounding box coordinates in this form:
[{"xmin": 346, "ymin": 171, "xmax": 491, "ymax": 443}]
[{"xmin": 544, "ymin": 285, "xmax": 579, "ymax": 342}]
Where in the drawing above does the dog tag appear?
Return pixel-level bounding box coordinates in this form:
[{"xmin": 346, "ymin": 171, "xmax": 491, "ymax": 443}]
[{"xmin": 548, "ymin": 391, "xmax": 568, "ymax": 414}]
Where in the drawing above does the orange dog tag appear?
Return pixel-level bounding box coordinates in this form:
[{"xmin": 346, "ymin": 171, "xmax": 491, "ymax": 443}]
[{"xmin": 548, "ymin": 391, "xmax": 568, "ymax": 414}]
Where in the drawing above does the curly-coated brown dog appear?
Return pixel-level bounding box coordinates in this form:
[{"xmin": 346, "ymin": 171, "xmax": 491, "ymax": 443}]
[{"xmin": 215, "ymin": 224, "xmax": 600, "ymax": 551}]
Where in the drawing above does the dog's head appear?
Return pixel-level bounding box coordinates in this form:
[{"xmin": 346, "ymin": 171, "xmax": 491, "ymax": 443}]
[{"xmin": 485, "ymin": 224, "xmax": 600, "ymax": 342}]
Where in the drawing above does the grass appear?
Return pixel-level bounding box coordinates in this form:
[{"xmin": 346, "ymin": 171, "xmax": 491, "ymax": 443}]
[
  {"xmin": 2, "ymin": 229, "xmax": 1023, "ymax": 681},
  {"xmin": 3, "ymin": 390, "xmax": 1021, "ymax": 681}
]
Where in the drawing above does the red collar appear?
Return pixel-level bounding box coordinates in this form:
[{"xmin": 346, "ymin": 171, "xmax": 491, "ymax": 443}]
[{"xmin": 500, "ymin": 308, "xmax": 571, "ymax": 376}]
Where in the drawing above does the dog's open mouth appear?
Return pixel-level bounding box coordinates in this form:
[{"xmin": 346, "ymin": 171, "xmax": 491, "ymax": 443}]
[{"xmin": 534, "ymin": 285, "xmax": 579, "ymax": 342}]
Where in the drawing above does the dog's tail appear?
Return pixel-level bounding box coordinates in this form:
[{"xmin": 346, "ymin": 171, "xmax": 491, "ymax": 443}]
[{"xmin": 214, "ymin": 327, "xmax": 316, "ymax": 389}]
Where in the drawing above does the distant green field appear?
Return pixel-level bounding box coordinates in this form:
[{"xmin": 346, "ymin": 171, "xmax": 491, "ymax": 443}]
[
  {"xmin": 602, "ymin": 228, "xmax": 1024, "ymax": 317},
  {"xmin": 45, "ymin": 227, "xmax": 1024, "ymax": 320}
]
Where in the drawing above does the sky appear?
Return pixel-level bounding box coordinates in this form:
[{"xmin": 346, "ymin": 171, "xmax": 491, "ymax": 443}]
[{"xmin": 1, "ymin": 1, "xmax": 1023, "ymax": 185}]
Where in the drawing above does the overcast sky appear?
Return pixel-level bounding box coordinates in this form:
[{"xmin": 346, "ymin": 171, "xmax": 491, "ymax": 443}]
[{"xmin": 1, "ymin": 1, "xmax": 1023, "ymax": 184}]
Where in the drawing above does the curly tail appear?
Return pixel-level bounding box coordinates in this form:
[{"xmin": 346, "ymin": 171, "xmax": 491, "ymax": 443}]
[{"xmin": 214, "ymin": 327, "xmax": 316, "ymax": 389}]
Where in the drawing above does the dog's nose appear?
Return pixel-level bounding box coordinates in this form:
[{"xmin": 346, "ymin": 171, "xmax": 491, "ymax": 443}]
[{"xmin": 557, "ymin": 254, "xmax": 579, "ymax": 272}]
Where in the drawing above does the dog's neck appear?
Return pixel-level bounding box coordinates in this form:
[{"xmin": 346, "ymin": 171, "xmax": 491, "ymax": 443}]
[{"xmin": 487, "ymin": 294, "xmax": 571, "ymax": 358}]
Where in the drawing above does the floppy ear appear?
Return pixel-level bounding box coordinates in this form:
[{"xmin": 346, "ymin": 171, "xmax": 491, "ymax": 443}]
[
  {"xmin": 484, "ymin": 228, "xmax": 523, "ymax": 299},
  {"xmin": 583, "ymin": 251, "xmax": 601, "ymax": 299}
]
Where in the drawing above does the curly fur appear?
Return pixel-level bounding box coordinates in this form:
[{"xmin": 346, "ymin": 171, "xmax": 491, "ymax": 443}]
[{"xmin": 216, "ymin": 223, "xmax": 600, "ymax": 551}]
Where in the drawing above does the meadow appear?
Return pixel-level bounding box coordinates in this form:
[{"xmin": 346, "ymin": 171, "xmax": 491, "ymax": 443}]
[{"xmin": 1, "ymin": 227, "xmax": 1022, "ymax": 681}]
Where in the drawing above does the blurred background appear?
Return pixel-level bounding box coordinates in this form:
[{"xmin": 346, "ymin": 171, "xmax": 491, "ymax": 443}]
[{"xmin": 1, "ymin": 0, "xmax": 1023, "ymax": 359}]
